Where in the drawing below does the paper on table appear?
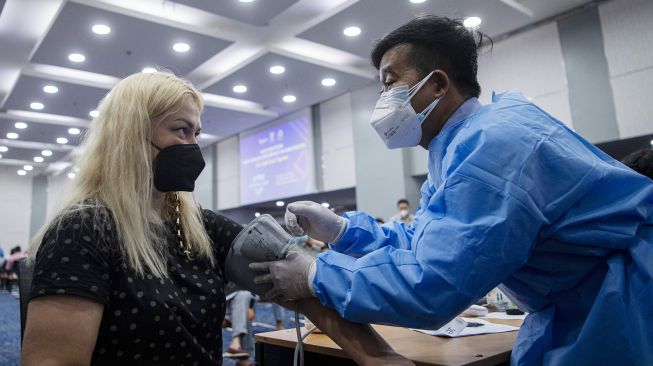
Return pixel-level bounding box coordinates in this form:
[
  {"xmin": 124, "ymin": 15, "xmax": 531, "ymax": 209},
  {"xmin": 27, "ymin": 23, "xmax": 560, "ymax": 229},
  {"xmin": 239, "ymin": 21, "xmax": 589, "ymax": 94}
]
[{"xmin": 411, "ymin": 317, "xmax": 519, "ymax": 338}]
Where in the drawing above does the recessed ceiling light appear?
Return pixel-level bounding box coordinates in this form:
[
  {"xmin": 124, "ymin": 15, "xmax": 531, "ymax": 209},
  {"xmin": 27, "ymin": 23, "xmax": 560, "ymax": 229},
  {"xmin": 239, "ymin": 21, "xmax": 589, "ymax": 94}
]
[
  {"xmin": 321, "ymin": 78, "xmax": 336, "ymax": 87},
  {"xmin": 282, "ymin": 95, "xmax": 296, "ymax": 103},
  {"xmin": 15, "ymin": 122, "xmax": 27, "ymax": 129},
  {"xmin": 142, "ymin": 67, "xmax": 156, "ymax": 73},
  {"xmin": 275, "ymin": 201, "xmax": 285, "ymax": 207},
  {"xmin": 30, "ymin": 102, "xmax": 44, "ymax": 110},
  {"xmin": 269, "ymin": 65, "xmax": 285, "ymax": 74},
  {"xmin": 7, "ymin": 132, "xmax": 18, "ymax": 139},
  {"xmin": 68, "ymin": 53, "xmax": 86, "ymax": 62},
  {"xmin": 18, "ymin": 170, "xmax": 27, "ymax": 176},
  {"xmin": 0, "ymin": 146, "xmax": 8, "ymax": 152},
  {"xmin": 43, "ymin": 85, "xmax": 58, "ymax": 94},
  {"xmin": 56, "ymin": 137, "xmax": 68, "ymax": 144},
  {"xmin": 23, "ymin": 165, "xmax": 33, "ymax": 171},
  {"xmin": 173, "ymin": 42, "xmax": 190, "ymax": 53},
  {"xmin": 41, "ymin": 150, "xmax": 52, "ymax": 156},
  {"xmin": 233, "ymin": 85, "xmax": 247, "ymax": 93},
  {"xmin": 239, "ymin": 0, "xmax": 255, "ymax": 2},
  {"xmin": 0, "ymin": 154, "xmax": 2, "ymax": 159},
  {"xmin": 67, "ymin": 172, "xmax": 76, "ymax": 179},
  {"xmin": 321, "ymin": 202, "xmax": 330, "ymax": 208},
  {"xmin": 68, "ymin": 128, "xmax": 81, "ymax": 135},
  {"xmin": 92, "ymin": 24, "xmax": 111, "ymax": 35},
  {"xmin": 34, "ymin": 156, "xmax": 44, "ymax": 163},
  {"xmin": 409, "ymin": 0, "xmax": 427, "ymax": 3},
  {"xmin": 343, "ymin": 26, "xmax": 361, "ymax": 37},
  {"xmin": 89, "ymin": 110, "xmax": 99, "ymax": 118},
  {"xmin": 463, "ymin": 16, "xmax": 482, "ymax": 28}
]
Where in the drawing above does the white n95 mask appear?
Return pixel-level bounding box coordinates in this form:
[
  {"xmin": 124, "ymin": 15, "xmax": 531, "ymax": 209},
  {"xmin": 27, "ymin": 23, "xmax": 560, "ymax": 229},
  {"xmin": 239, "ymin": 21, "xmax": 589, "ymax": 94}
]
[{"xmin": 370, "ymin": 71, "xmax": 440, "ymax": 149}]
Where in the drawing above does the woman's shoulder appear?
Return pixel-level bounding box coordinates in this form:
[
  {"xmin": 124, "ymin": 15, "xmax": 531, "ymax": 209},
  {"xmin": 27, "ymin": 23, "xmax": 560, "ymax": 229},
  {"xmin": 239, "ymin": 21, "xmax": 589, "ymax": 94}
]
[
  {"xmin": 201, "ymin": 209, "xmax": 242, "ymax": 229},
  {"xmin": 44, "ymin": 198, "xmax": 118, "ymax": 248},
  {"xmin": 200, "ymin": 209, "xmax": 242, "ymax": 252}
]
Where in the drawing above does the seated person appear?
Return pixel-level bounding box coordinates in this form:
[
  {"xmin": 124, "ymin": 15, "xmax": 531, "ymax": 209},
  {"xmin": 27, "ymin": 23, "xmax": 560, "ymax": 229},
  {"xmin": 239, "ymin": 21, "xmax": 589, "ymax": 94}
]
[
  {"xmin": 222, "ymin": 284, "xmax": 254, "ymax": 359},
  {"xmin": 622, "ymin": 148, "xmax": 653, "ymax": 179},
  {"xmin": 21, "ymin": 71, "xmax": 413, "ymax": 366},
  {"xmin": 272, "ymin": 303, "xmax": 285, "ymax": 330}
]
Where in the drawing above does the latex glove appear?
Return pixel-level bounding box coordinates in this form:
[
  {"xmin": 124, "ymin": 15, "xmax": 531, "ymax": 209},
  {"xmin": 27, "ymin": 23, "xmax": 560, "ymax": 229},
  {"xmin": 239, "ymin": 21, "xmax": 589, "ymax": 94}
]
[
  {"xmin": 249, "ymin": 251, "xmax": 316, "ymax": 301},
  {"xmin": 285, "ymin": 201, "xmax": 348, "ymax": 243}
]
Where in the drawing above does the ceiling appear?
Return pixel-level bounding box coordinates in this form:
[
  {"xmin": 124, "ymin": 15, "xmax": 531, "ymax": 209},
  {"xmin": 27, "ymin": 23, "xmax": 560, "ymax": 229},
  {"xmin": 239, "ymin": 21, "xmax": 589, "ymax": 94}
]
[{"xmin": 0, "ymin": 0, "xmax": 596, "ymax": 178}]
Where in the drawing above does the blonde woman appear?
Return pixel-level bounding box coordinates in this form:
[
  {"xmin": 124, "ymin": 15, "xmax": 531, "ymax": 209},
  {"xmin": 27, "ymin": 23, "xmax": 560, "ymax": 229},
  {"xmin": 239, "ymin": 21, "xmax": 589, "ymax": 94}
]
[{"xmin": 21, "ymin": 72, "xmax": 413, "ymax": 366}]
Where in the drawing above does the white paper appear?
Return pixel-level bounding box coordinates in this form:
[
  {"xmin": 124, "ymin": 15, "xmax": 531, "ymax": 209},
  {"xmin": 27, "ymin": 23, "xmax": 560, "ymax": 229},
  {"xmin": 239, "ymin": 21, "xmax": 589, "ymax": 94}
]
[{"xmin": 412, "ymin": 317, "xmax": 519, "ymax": 338}]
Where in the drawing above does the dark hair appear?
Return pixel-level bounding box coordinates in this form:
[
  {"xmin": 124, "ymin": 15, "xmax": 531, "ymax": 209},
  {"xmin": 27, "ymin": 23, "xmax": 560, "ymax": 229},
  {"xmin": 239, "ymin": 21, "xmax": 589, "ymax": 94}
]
[
  {"xmin": 622, "ymin": 148, "xmax": 653, "ymax": 180},
  {"xmin": 397, "ymin": 199, "xmax": 410, "ymax": 206},
  {"xmin": 371, "ymin": 15, "xmax": 490, "ymax": 98}
]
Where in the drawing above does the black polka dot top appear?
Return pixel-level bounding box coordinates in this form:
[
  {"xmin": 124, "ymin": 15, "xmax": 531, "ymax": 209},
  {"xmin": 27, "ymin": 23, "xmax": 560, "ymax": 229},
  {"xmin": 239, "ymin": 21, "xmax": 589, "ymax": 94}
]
[{"xmin": 29, "ymin": 204, "xmax": 242, "ymax": 365}]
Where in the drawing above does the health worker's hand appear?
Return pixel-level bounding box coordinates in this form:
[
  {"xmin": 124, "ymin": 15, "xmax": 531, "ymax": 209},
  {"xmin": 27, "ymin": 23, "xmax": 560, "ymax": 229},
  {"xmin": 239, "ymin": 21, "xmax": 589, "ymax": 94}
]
[{"xmin": 285, "ymin": 201, "xmax": 347, "ymax": 243}]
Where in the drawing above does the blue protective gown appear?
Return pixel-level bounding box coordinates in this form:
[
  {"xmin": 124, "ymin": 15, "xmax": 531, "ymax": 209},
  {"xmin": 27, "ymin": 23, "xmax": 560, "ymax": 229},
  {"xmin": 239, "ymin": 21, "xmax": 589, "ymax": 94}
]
[{"xmin": 312, "ymin": 91, "xmax": 653, "ymax": 365}]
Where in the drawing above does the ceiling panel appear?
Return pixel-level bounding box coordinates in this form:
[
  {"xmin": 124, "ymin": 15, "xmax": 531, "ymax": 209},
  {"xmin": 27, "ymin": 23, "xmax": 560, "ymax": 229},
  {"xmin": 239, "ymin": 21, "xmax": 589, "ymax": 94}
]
[
  {"xmin": 204, "ymin": 52, "xmax": 373, "ymax": 115},
  {"xmin": 201, "ymin": 106, "xmax": 274, "ymax": 138},
  {"xmin": 4, "ymin": 75, "xmax": 106, "ymax": 119},
  {"xmin": 298, "ymin": 0, "xmax": 595, "ymax": 59},
  {"xmin": 174, "ymin": 0, "xmax": 300, "ymax": 26},
  {"xmin": 0, "ymin": 144, "xmax": 70, "ymax": 165},
  {"xmin": 31, "ymin": 2, "xmax": 232, "ymax": 78},
  {"xmin": 0, "ymin": 118, "xmax": 84, "ymax": 146}
]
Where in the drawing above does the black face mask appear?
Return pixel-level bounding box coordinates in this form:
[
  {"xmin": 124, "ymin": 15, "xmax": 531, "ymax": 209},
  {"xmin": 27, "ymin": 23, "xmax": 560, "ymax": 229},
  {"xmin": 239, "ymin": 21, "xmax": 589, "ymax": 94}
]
[{"xmin": 151, "ymin": 143, "xmax": 205, "ymax": 192}]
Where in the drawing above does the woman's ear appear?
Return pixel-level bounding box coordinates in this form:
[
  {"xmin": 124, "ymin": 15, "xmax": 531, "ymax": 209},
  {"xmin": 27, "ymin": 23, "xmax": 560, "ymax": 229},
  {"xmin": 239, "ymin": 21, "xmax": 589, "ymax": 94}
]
[{"xmin": 432, "ymin": 69, "xmax": 450, "ymax": 99}]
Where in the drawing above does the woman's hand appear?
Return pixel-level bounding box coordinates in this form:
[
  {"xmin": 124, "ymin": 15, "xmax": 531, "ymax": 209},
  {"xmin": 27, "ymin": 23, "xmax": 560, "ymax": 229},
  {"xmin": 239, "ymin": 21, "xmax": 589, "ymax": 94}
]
[{"xmin": 290, "ymin": 298, "xmax": 415, "ymax": 366}]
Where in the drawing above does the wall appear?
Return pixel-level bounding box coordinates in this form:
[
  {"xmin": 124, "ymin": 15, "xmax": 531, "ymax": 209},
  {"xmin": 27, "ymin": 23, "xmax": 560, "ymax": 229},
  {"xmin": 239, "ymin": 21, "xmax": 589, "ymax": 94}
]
[
  {"xmin": 194, "ymin": 145, "xmax": 215, "ymax": 210},
  {"xmin": 599, "ymin": 0, "xmax": 653, "ymax": 139},
  {"xmin": 0, "ymin": 167, "xmax": 32, "ymax": 255},
  {"xmin": 558, "ymin": 5, "xmax": 619, "ymax": 142},
  {"xmin": 216, "ymin": 135, "xmax": 240, "ymax": 210},
  {"xmin": 29, "ymin": 175, "xmax": 47, "ymax": 238},
  {"xmin": 46, "ymin": 171, "xmax": 71, "ymax": 219},
  {"xmin": 318, "ymin": 93, "xmax": 357, "ymax": 191},
  {"xmin": 477, "ymin": 22, "xmax": 573, "ymax": 128}
]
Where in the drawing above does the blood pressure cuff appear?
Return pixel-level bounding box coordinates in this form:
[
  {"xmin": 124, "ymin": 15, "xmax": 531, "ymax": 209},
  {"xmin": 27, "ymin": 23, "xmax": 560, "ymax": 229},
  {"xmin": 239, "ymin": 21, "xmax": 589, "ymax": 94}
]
[{"xmin": 225, "ymin": 214, "xmax": 296, "ymax": 296}]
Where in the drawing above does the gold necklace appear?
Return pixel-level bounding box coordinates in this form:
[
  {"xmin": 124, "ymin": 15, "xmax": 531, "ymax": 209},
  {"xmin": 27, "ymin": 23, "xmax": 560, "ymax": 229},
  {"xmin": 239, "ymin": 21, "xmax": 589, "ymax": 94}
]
[{"xmin": 173, "ymin": 193, "xmax": 192, "ymax": 260}]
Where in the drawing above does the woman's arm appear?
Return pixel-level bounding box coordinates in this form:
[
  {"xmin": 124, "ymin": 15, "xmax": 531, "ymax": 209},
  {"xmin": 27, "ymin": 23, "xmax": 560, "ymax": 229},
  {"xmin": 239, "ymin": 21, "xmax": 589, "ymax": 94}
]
[
  {"xmin": 290, "ymin": 298, "xmax": 414, "ymax": 366},
  {"xmin": 21, "ymin": 295, "xmax": 103, "ymax": 366}
]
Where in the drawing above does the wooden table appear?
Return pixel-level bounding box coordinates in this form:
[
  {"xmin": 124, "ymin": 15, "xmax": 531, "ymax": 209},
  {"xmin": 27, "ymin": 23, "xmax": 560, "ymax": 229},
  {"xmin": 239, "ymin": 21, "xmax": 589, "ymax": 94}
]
[{"xmin": 255, "ymin": 318, "xmax": 522, "ymax": 366}]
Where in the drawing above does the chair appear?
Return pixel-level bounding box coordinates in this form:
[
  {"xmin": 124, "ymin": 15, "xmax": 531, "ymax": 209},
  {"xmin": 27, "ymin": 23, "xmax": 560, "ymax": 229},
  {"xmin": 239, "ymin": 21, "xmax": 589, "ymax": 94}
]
[{"xmin": 16, "ymin": 258, "xmax": 33, "ymax": 344}]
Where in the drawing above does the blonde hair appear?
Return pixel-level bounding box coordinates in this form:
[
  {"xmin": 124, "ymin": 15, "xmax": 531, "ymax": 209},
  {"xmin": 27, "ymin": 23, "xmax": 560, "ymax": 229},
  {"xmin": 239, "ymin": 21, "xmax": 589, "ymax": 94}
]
[{"xmin": 29, "ymin": 71, "xmax": 214, "ymax": 277}]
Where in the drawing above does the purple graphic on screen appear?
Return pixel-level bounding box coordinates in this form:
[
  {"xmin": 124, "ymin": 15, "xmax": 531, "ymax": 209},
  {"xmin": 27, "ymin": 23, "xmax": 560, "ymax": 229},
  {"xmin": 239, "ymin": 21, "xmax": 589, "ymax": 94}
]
[{"xmin": 240, "ymin": 116, "xmax": 313, "ymax": 205}]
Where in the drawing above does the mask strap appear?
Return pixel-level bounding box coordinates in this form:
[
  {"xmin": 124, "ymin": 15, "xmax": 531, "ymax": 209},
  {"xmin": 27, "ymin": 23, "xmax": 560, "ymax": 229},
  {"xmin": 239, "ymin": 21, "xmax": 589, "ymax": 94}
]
[
  {"xmin": 402, "ymin": 73, "xmax": 433, "ymax": 108},
  {"xmin": 151, "ymin": 142, "xmax": 162, "ymax": 151},
  {"xmin": 417, "ymin": 97, "xmax": 440, "ymax": 122},
  {"xmin": 406, "ymin": 71, "xmax": 435, "ymax": 102}
]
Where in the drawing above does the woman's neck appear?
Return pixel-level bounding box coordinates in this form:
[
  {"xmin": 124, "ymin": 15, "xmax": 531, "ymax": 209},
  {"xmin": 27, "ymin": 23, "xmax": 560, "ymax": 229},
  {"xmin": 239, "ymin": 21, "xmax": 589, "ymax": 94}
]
[{"xmin": 152, "ymin": 189, "xmax": 168, "ymax": 220}]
